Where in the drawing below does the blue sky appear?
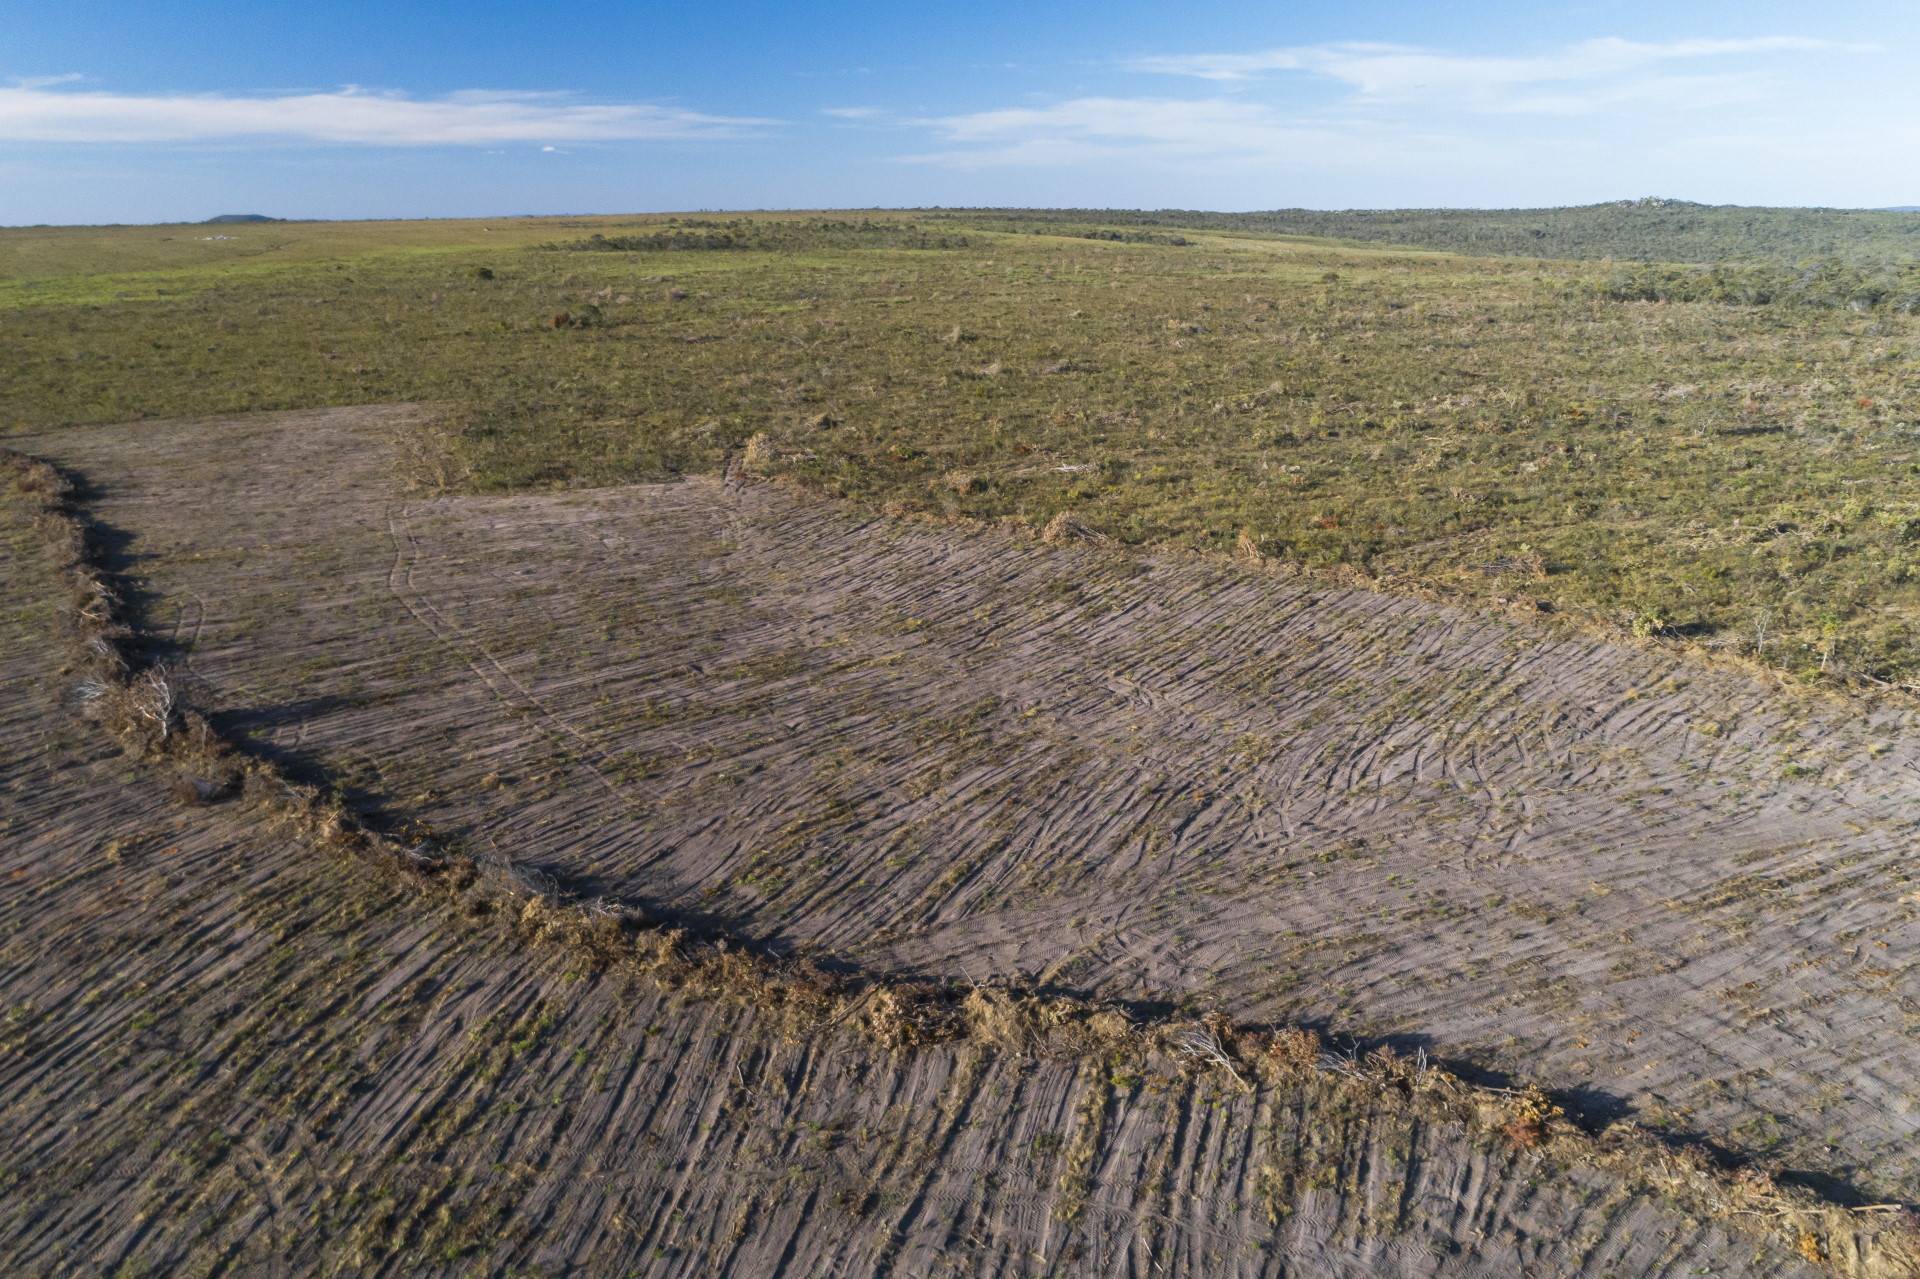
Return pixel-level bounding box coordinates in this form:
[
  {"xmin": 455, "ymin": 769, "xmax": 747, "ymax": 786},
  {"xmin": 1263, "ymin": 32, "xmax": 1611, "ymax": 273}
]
[{"xmin": 4, "ymin": 0, "xmax": 1918, "ymax": 224}]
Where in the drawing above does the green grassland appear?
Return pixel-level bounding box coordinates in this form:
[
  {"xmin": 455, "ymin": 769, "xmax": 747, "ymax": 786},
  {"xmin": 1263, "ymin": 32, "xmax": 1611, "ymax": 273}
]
[{"xmin": 7, "ymin": 208, "xmax": 1920, "ymax": 685}]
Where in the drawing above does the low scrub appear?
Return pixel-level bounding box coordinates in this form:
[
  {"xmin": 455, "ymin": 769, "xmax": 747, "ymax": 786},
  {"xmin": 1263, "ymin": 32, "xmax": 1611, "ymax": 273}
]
[
  {"xmin": 1596, "ymin": 259, "xmax": 1920, "ymax": 312},
  {"xmin": 546, "ymin": 218, "xmax": 972, "ymax": 253}
]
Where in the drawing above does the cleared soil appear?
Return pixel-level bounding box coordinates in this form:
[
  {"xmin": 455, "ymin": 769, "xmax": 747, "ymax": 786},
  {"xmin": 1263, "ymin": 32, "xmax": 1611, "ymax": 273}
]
[
  {"xmin": 0, "ymin": 426, "xmax": 1851, "ymax": 1276},
  {"xmin": 13, "ymin": 406, "xmax": 1920, "ymax": 1203}
]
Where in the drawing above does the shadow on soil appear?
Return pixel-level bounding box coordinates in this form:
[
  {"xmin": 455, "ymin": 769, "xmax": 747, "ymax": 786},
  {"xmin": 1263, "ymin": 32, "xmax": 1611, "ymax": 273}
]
[{"xmin": 72, "ymin": 472, "xmax": 417, "ymax": 830}]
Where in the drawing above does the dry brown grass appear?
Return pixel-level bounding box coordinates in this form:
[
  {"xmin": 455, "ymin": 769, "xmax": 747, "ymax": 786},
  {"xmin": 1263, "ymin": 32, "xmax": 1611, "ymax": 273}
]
[
  {"xmin": 740, "ymin": 431, "xmax": 777, "ymax": 474},
  {"xmin": 1233, "ymin": 527, "xmax": 1263, "ymax": 565},
  {"xmin": 1040, "ymin": 510, "xmax": 1103, "ymax": 545}
]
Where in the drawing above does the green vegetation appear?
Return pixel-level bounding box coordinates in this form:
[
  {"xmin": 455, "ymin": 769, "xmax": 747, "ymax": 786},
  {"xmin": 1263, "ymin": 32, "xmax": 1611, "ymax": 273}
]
[
  {"xmin": 7, "ymin": 209, "xmax": 1920, "ymax": 685},
  {"xmin": 1596, "ymin": 259, "xmax": 1920, "ymax": 311},
  {"xmin": 548, "ymin": 217, "xmax": 973, "ymax": 253},
  {"xmin": 938, "ymin": 200, "xmax": 1920, "ymax": 264}
]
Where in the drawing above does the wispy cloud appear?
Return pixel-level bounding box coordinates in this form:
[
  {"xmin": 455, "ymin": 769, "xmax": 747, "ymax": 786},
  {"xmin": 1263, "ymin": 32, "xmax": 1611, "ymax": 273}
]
[
  {"xmin": 9, "ymin": 72, "xmax": 88, "ymax": 90},
  {"xmin": 822, "ymin": 106, "xmax": 886, "ymax": 120},
  {"xmin": 0, "ymin": 82, "xmax": 771, "ymax": 145},
  {"xmin": 1126, "ymin": 36, "xmax": 1851, "ymax": 112},
  {"xmin": 900, "ymin": 35, "xmax": 1876, "ymax": 177},
  {"xmin": 904, "ymin": 96, "xmax": 1479, "ymax": 171}
]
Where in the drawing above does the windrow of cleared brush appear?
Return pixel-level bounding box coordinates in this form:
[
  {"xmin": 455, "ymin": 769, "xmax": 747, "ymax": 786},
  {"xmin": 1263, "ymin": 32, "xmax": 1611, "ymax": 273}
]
[{"xmin": 6, "ymin": 444, "xmax": 1918, "ymax": 1279}]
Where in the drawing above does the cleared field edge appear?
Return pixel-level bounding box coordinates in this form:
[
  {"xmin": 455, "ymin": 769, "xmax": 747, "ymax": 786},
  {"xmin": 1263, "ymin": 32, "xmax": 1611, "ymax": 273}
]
[
  {"xmin": 834, "ymin": 467, "xmax": 1920, "ymax": 721},
  {"xmin": 5, "ymin": 445, "xmax": 1916, "ymax": 1279}
]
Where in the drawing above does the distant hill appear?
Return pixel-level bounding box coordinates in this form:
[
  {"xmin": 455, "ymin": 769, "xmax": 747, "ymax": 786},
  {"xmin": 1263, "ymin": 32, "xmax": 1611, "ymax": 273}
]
[
  {"xmin": 203, "ymin": 214, "xmax": 282, "ymax": 224},
  {"xmin": 941, "ymin": 200, "xmax": 1920, "ymax": 265}
]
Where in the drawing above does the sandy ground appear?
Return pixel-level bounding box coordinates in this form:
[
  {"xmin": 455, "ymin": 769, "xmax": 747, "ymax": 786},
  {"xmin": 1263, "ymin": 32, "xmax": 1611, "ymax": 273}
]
[
  {"xmin": 0, "ymin": 418, "xmax": 1845, "ymax": 1276},
  {"xmin": 15, "ymin": 404, "xmax": 1920, "ymax": 1211}
]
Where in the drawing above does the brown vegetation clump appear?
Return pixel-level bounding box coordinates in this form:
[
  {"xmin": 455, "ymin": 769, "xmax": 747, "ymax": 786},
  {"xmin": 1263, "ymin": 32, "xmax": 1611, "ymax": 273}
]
[
  {"xmin": 1254, "ymin": 1027, "xmax": 1324, "ymax": 1079},
  {"xmin": 1040, "ymin": 510, "xmax": 1096, "ymax": 545},
  {"xmin": 939, "ymin": 469, "xmax": 986, "ymax": 496},
  {"xmin": 1233, "ymin": 527, "xmax": 1263, "ymax": 565},
  {"xmin": 859, "ymin": 985, "xmax": 958, "ymax": 1050},
  {"xmin": 741, "ymin": 431, "xmax": 777, "ymax": 473},
  {"xmin": 1494, "ymin": 1084, "xmax": 1562, "ymax": 1150},
  {"xmin": 961, "ymin": 987, "xmax": 1134, "ymax": 1057},
  {"xmin": 380, "ymin": 408, "xmax": 475, "ymax": 496},
  {"xmin": 549, "ymin": 304, "xmax": 604, "ymax": 330}
]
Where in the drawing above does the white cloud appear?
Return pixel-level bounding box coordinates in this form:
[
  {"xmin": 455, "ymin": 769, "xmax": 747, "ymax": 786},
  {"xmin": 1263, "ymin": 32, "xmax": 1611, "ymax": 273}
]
[
  {"xmin": 905, "ymin": 96, "xmax": 1481, "ymax": 172},
  {"xmin": 1496, "ymin": 71, "xmax": 1771, "ymax": 117},
  {"xmin": 927, "ymin": 97, "xmax": 1288, "ymax": 149},
  {"xmin": 9, "ymin": 73, "xmax": 88, "ymax": 89},
  {"xmin": 0, "ymin": 83, "xmax": 771, "ymax": 145},
  {"xmin": 822, "ymin": 106, "xmax": 886, "ymax": 120},
  {"xmin": 900, "ymin": 35, "xmax": 1881, "ymax": 176},
  {"xmin": 1127, "ymin": 36, "xmax": 1852, "ymax": 113}
]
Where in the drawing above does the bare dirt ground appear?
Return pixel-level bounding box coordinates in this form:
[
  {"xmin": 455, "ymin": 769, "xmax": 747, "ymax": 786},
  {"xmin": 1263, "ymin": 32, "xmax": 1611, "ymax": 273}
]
[
  {"xmin": 24, "ymin": 404, "xmax": 1918, "ymax": 1204},
  {"xmin": 1, "ymin": 428, "xmax": 1848, "ymax": 1276}
]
